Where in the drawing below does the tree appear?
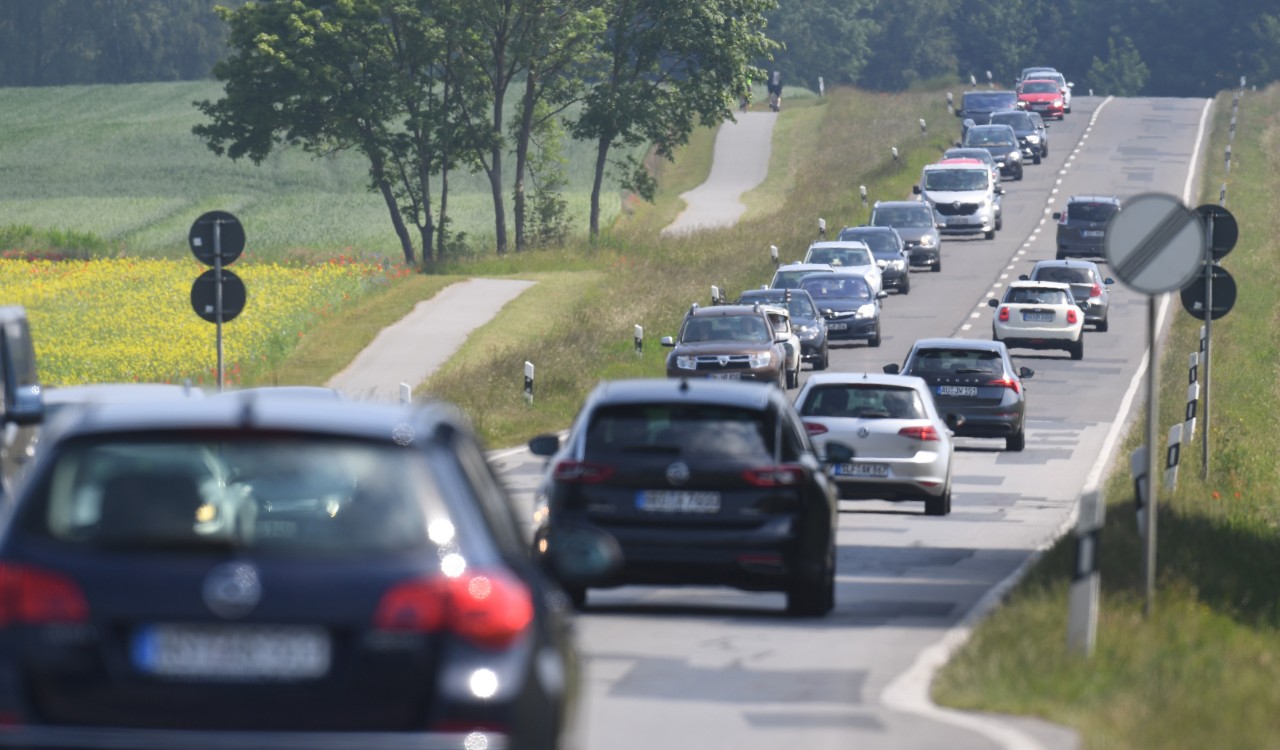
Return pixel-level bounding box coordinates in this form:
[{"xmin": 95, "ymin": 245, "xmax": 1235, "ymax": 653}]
[
  {"xmin": 859, "ymin": 0, "xmax": 954, "ymax": 91},
  {"xmin": 573, "ymin": 0, "xmax": 778, "ymax": 238},
  {"xmin": 766, "ymin": 0, "xmax": 875, "ymax": 88},
  {"xmin": 948, "ymin": 0, "xmax": 1032, "ymax": 87},
  {"xmin": 1087, "ymin": 36, "xmax": 1148, "ymax": 96},
  {"xmin": 193, "ymin": 0, "xmax": 490, "ymax": 265}
]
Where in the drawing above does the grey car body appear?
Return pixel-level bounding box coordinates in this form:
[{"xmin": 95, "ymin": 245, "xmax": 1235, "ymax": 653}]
[
  {"xmin": 869, "ymin": 201, "xmax": 942, "ymax": 271},
  {"xmin": 836, "ymin": 226, "xmax": 911, "ymax": 294},
  {"xmin": 989, "ymin": 109, "xmax": 1047, "ymax": 162},
  {"xmin": 883, "ymin": 337, "xmax": 1034, "ymax": 452},
  {"xmin": 1053, "ymin": 195, "xmax": 1121, "ymax": 259},
  {"xmin": 961, "ymin": 123, "xmax": 1024, "ymax": 180},
  {"xmin": 1025, "ymin": 258, "xmax": 1116, "ymax": 331}
]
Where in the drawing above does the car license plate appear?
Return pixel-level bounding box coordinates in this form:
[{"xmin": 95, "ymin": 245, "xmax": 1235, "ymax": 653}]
[
  {"xmin": 834, "ymin": 463, "xmax": 890, "ymax": 478},
  {"xmin": 1023, "ymin": 312, "xmax": 1054, "ymax": 322},
  {"xmin": 947, "ymin": 217, "xmax": 971, "ymax": 226},
  {"xmin": 1082, "ymin": 230, "xmax": 1105, "ymax": 237},
  {"xmin": 637, "ymin": 490, "xmax": 721, "ymax": 514},
  {"xmin": 708, "ymin": 372, "xmax": 740, "ymax": 380},
  {"xmin": 132, "ymin": 625, "xmax": 330, "ymax": 680},
  {"xmin": 828, "ymin": 322, "xmax": 848, "ymax": 330},
  {"xmin": 937, "ymin": 385, "xmax": 978, "ymax": 397}
]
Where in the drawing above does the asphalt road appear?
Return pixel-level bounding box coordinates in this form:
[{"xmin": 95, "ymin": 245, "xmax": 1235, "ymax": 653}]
[
  {"xmin": 662, "ymin": 112, "xmax": 778, "ymax": 236},
  {"xmin": 493, "ymin": 95, "xmax": 1213, "ymax": 750}
]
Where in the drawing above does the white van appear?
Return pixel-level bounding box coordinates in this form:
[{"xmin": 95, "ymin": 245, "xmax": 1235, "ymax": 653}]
[{"xmin": 913, "ymin": 159, "xmax": 1003, "ymax": 240}]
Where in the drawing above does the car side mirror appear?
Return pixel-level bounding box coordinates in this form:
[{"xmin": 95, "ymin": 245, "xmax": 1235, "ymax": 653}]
[
  {"xmin": 945, "ymin": 413, "xmax": 965, "ymax": 430},
  {"xmin": 995, "ymin": 185, "xmax": 1004, "ymax": 195},
  {"xmin": 823, "ymin": 441, "xmax": 854, "ymax": 464},
  {"xmin": 822, "ymin": 308, "xmax": 835, "ymax": 317},
  {"xmin": 6, "ymin": 384, "xmax": 43, "ymax": 426},
  {"xmin": 1067, "ymin": 82, "xmax": 1074, "ymax": 88},
  {"xmin": 987, "ymin": 298, "xmax": 999, "ymax": 307},
  {"xmin": 912, "ymin": 185, "xmax": 921, "ymax": 195},
  {"xmin": 876, "ymin": 291, "xmax": 888, "ymax": 300},
  {"xmin": 1018, "ymin": 274, "xmax": 1029, "ymax": 280},
  {"xmin": 883, "ymin": 364, "xmax": 901, "ymax": 374},
  {"xmin": 1104, "ymin": 277, "xmax": 1115, "ymax": 285},
  {"xmin": 1051, "ymin": 212, "xmax": 1062, "ymax": 220},
  {"xmin": 1019, "ymin": 366, "xmax": 1035, "ymax": 379},
  {"xmin": 528, "ymin": 433, "xmax": 561, "ymax": 457},
  {"xmin": 660, "ymin": 336, "xmax": 675, "ymax": 347},
  {"xmin": 1044, "ymin": 124, "xmax": 1051, "ymax": 129},
  {"xmin": 954, "ymin": 140, "xmax": 963, "ymax": 148}
]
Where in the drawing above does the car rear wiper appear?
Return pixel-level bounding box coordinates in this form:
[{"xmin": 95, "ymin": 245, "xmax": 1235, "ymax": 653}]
[
  {"xmin": 954, "ymin": 368, "xmax": 992, "ymax": 374},
  {"xmin": 619, "ymin": 444, "xmax": 682, "ymax": 455}
]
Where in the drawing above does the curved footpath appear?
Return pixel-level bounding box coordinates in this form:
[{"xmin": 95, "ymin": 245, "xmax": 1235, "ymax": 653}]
[{"xmin": 661, "ymin": 111, "xmax": 777, "ymax": 235}]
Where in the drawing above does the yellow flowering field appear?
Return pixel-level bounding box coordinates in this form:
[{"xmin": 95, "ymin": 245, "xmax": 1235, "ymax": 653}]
[{"xmin": 0, "ymin": 257, "xmax": 406, "ymax": 386}]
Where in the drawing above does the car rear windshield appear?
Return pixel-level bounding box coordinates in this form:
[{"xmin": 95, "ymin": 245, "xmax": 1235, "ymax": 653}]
[
  {"xmin": 1007, "ymin": 287, "xmax": 1071, "ymax": 305},
  {"xmin": 872, "ymin": 208, "xmax": 934, "ymax": 228},
  {"xmin": 26, "ymin": 437, "xmax": 451, "ymax": 556},
  {"xmin": 1034, "ymin": 267, "xmax": 1093, "ymax": 284},
  {"xmin": 924, "ymin": 169, "xmax": 989, "ymax": 191},
  {"xmin": 807, "ymin": 246, "xmax": 871, "ymax": 267},
  {"xmin": 800, "ymin": 385, "xmax": 925, "ymax": 419},
  {"xmin": 1067, "ymin": 202, "xmax": 1119, "ymax": 223},
  {"xmin": 1021, "ymin": 81, "xmax": 1058, "ymax": 94},
  {"xmin": 909, "ymin": 348, "xmax": 1003, "ymax": 376},
  {"xmin": 585, "ymin": 404, "xmax": 774, "ymax": 462},
  {"xmin": 681, "ymin": 314, "xmax": 771, "ymax": 343},
  {"xmin": 964, "ymin": 92, "xmax": 1016, "ymax": 110},
  {"xmin": 801, "ymin": 275, "xmax": 872, "ymax": 301}
]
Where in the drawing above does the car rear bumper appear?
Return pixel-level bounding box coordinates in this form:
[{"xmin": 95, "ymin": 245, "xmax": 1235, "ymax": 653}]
[
  {"xmin": 994, "ymin": 325, "xmax": 1081, "ymax": 344},
  {"xmin": 1056, "ymin": 240, "xmax": 1105, "ymax": 257},
  {"xmin": 0, "ymin": 726, "xmax": 507, "ymax": 750}
]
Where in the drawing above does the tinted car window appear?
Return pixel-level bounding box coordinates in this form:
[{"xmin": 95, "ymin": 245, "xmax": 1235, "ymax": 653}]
[
  {"xmin": 910, "ymin": 348, "xmax": 1003, "ymax": 375},
  {"xmin": 800, "ymin": 275, "xmax": 872, "ymax": 302},
  {"xmin": 681, "ymin": 314, "xmax": 771, "ymax": 343},
  {"xmin": 800, "ymin": 385, "xmax": 924, "ymax": 419},
  {"xmin": 838, "ymin": 231, "xmax": 898, "ymax": 255},
  {"xmin": 924, "ymin": 169, "xmax": 989, "ymax": 191},
  {"xmin": 873, "ymin": 207, "xmax": 934, "ymax": 228},
  {"xmin": 1067, "ymin": 202, "xmax": 1119, "ymax": 223},
  {"xmin": 584, "ymin": 404, "xmax": 774, "ymax": 462},
  {"xmin": 28, "ymin": 438, "xmax": 447, "ymax": 555},
  {"xmin": 739, "ymin": 291, "xmax": 818, "ymax": 319},
  {"xmin": 990, "ymin": 112, "xmax": 1033, "ymax": 129},
  {"xmin": 1007, "ymin": 288, "xmax": 1070, "ymax": 305},
  {"xmin": 967, "ymin": 127, "xmax": 1016, "ymax": 147},
  {"xmin": 808, "ymin": 246, "xmax": 871, "ymax": 267},
  {"xmin": 1034, "ymin": 267, "xmax": 1092, "ymax": 284},
  {"xmin": 964, "ymin": 92, "xmax": 1017, "ymax": 110},
  {"xmin": 772, "ymin": 269, "xmax": 832, "ymax": 289},
  {"xmin": 1022, "ymin": 80, "xmax": 1058, "ymax": 94}
]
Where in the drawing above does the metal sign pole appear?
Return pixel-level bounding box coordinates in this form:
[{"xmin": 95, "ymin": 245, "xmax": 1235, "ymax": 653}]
[
  {"xmin": 215, "ymin": 220, "xmax": 225, "ymax": 393},
  {"xmin": 1200, "ymin": 214, "xmax": 1213, "ymax": 478},
  {"xmin": 1144, "ymin": 295, "xmax": 1159, "ymax": 617}
]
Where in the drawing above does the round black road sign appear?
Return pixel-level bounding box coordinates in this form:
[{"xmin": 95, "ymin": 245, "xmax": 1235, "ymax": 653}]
[
  {"xmin": 189, "ymin": 210, "xmax": 245, "ymax": 266},
  {"xmin": 191, "ymin": 269, "xmax": 247, "ymax": 323},
  {"xmin": 1194, "ymin": 204, "xmax": 1238, "ymax": 260},
  {"xmin": 1180, "ymin": 265, "xmax": 1236, "ymax": 321}
]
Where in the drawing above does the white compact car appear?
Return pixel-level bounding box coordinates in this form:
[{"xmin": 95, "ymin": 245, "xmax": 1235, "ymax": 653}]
[
  {"xmin": 795, "ymin": 372, "xmax": 957, "ymax": 516},
  {"xmin": 759, "ymin": 304, "xmax": 802, "ymax": 389},
  {"xmin": 988, "ymin": 280, "xmax": 1085, "ymax": 359},
  {"xmin": 803, "ymin": 241, "xmax": 883, "ymax": 296}
]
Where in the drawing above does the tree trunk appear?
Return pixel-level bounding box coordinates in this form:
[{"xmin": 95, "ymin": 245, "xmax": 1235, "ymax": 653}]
[
  {"xmin": 489, "ymin": 92, "xmax": 508, "ymax": 254},
  {"xmin": 437, "ymin": 166, "xmax": 450, "ymax": 259},
  {"xmin": 513, "ymin": 71, "xmax": 538, "ymax": 252},
  {"xmin": 589, "ymin": 135, "xmax": 610, "ymax": 239},
  {"xmin": 376, "ymin": 178, "xmax": 415, "ymax": 265}
]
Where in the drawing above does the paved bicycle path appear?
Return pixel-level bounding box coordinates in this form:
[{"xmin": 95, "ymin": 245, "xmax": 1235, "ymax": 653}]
[{"xmin": 662, "ymin": 111, "xmax": 778, "ymax": 235}]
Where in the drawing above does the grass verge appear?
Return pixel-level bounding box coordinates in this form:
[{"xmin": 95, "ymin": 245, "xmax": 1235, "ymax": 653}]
[{"xmin": 932, "ymin": 84, "xmax": 1280, "ymax": 749}]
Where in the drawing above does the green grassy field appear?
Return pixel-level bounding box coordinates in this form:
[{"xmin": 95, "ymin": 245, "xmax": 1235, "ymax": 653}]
[
  {"xmin": 932, "ymin": 85, "xmax": 1280, "ymax": 748},
  {"xmin": 0, "ymin": 81, "xmax": 641, "ymax": 261}
]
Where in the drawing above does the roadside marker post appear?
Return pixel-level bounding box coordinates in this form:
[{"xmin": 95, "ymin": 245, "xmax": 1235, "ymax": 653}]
[
  {"xmin": 523, "ymin": 362, "xmax": 534, "ymax": 405},
  {"xmin": 1068, "ymin": 490, "xmax": 1105, "ymax": 656},
  {"xmin": 634, "ymin": 325, "xmax": 643, "ymax": 356},
  {"xmin": 1185, "ymin": 382, "xmax": 1199, "ymax": 442},
  {"xmin": 1165, "ymin": 423, "xmax": 1183, "ymax": 491},
  {"xmin": 399, "ymin": 383, "xmax": 411, "ymax": 405},
  {"xmin": 770, "ymin": 245, "xmax": 779, "ymax": 265}
]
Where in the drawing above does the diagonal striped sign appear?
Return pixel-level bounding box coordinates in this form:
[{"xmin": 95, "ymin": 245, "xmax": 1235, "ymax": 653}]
[{"xmin": 1104, "ymin": 193, "xmax": 1204, "ymax": 295}]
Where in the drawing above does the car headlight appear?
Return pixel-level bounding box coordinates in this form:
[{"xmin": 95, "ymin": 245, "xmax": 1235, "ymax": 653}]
[
  {"xmin": 890, "ymin": 259, "xmax": 906, "ymax": 270},
  {"xmin": 675, "ymin": 355, "xmax": 697, "ymax": 370},
  {"xmin": 1026, "ymin": 134, "xmax": 1041, "ymax": 143},
  {"xmin": 1009, "ymin": 150, "xmax": 1022, "ymax": 161},
  {"xmin": 919, "ymin": 234, "xmax": 937, "ymax": 248},
  {"xmin": 748, "ymin": 351, "xmax": 773, "ymax": 368},
  {"xmin": 876, "ymin": 260, "xmax": 888, "ymax": 269},
  {"xmin": 795, "ymin": 324, "xmax": 819, "ymax": 339},
  {"xmin": 855, "ymin": 303, "xmax": 877, "ymax": 319}
]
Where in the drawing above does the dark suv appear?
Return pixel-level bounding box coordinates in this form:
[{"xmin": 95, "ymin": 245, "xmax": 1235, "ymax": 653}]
[
  {"xmin": 528, "ymin": 378, "xmax": 849, "ymax": 615},
  {"xmin": 956, "ymin": 90, "xmax": 1019, "ymax": 127},
  {"xmin": 837, "ymin": 225, "xmax": 911, "ymax": 294},
  {"xmin": 961, "ymin": 124, "xmax": 1024, "ymax": 180},
  {"xmin": 662, "ymin": 304, "xmax": 787, "ymax": 387},
  {"xmin": 869, "ymin": 200, "xmax": 943, "ymax": 271},
  {"xmin": 1053, "ymin": 195, "xmax": 1121, "ymax": 259},
  {"xmin": 989, "ymin": 109, "xmax": 1047, "ymax": 163}
]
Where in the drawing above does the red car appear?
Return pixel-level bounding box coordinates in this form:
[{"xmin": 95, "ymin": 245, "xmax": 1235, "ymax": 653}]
[{"xmin": 1017, "ymin": 79, "xmax": 1065, "ymax": 119}]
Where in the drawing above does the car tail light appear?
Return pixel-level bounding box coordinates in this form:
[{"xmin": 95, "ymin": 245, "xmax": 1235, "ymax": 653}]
[
  {"xmin": 803, "ymin": 421, "xmax": 828, "ymax": 435},
  {"xmin": 1067, "ymin": 308, "xmax": 1078, "ymax": 325},
  {"xmin": 0, "ymin": 564, "xmax": 89, "ymax": 627},
  {"xmin": 998, "ymin": 306, "xmax": 1010, "ymax": 322},
  {"xmin": 1058, "ymin": 210, "xmax": 1068, "ymax": 225},
  {"xmin": 375, "ymin": 571, "xmax": 534, "ymax": 650},
  {"xmin": 898, "ymin": 425, "xmax": 940, "ymax": 441},
  {"xmin": 552, "ymin": 460, "xmax": 615, "ymax": 484},
  {"xmin": 987, "ymin": 376, "xmax": 1022, "ymax": 395},
  {"xmin": 742, "ymin": 465, "xmax": 806, "ymax": 487},
  {"xmin": 1090, "ymin": 283, "xmax": 1102, "ymax": 298}
]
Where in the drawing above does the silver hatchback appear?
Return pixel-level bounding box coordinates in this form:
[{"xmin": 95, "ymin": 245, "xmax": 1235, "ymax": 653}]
[{"xmin": 1025, "ymin": 259, "xmax": 1116, "ymax": 331}]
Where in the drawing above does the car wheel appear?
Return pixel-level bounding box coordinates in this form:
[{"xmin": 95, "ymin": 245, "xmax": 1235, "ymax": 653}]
[
  {"xmin": 932, "ymin": 257, "xmax": 942, "ymax": 273},
  {"xmin": 924, "ymin": 488, "xmax": 950, "ymax": 516},
  {"xmin": 1097, "ymin": 316, "xmax": 1109, "ymax": 333},
  {"xmin": 869, "ymin": 326, "xmax": 882, "ymax": 348},
  {"xmin": 984, "ymin": 228, "xmax": 996, "ymax": 240},
  {"xmin": 899, "ymin": 277, "xmax": 910, "ymax": 295},
  {"xmin": 786, "ymin": 367, "xmax": 799, "ymax": 389},
  {"xmin": 1070, "ymin": 337, "xmax": 1084, "ymax": 361},
  {"xmin": 1043, "ymin": 145, "xmax": 1050, "ymax": 157},
  {"xmin": 815, "ymin": 344, "xmax": 829, "ymax": 371},
  {"xmin": 563, "ymin": 586, "xmax": 587, "ymax": 611},
  {"xmin": 1006, "ymin": 427, "xmax": 1026, "ymax": 452},
  {"xmin": 1015, "ymin": 166, "xmax": 1024, "ymax": 180},
  {"xmin": 996, "ymin": 215, "xmax": 1003, "ymax": 231},
  {"xmin": 1033, "ymin": 153, "xmax": 1042, "ymax": 165},
  {"xmin": 786, "ymin": 567, "xmax": 834, "ymax": 617}
]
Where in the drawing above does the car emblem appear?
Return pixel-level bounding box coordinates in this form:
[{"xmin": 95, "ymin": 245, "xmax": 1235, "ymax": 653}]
[
  {"xmin": 202, "ymin": 562, "xmax": 262, "ymax": 619},
  {"xmin": 666, "ymin": 462, "xmax": 691, "ymax": 486},
  {"xmin": 717, "ymin": 356, "xmax": 730, "ymax": 366},
  {"xmin": 952, "ymin": 201, "xmax": 962, "ymax": 210},
  {"xmin": 857, "ymin": 427, "xmax": 870, "ymax": 438}
]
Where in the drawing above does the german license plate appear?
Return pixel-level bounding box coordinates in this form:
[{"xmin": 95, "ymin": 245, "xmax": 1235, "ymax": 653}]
[
  {"xmin": 1082, "ymin": 230, "xmax": 1105, "ymax": 237},
  {"xmin": 947, "ymin": 217, "xmax": 971, "ymax": 226},
  {"xmin": 834, "ymin": 463, "xmax": 890, "ymax": 478},
  {"xmin": 1023, "ymin": 312, "xmax": 1054, "ymax": 322},
  {"xmin": 827, "ymin": 322, "xmax": 848, "ymax": 330},
  {"xmin": 132, "ymin": 625, "xmax": 330, "ymax": 681},
  {"xmin": 937, "ymin": 385, "xmax": 978, "ymax": 397},
  {"xmin": 708, "ymin": 372, "xmax": 740, "ymax": 380},
  {"xmin": 637, "ymin": 490, "xmax": 721, "ymax": 514}
]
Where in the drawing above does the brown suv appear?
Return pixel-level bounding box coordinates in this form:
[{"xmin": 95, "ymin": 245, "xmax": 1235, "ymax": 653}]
[{"xmin": 661, "ymin": 304, "xmax": 787, "ymax": 386}]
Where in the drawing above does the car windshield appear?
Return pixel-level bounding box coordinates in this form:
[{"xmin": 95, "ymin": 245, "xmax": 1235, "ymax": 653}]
[
  {"xmin": 680, "ymin": 314, "xmax": 771, "ymax": 343},
  {"xmin": 964, "ymin": 93, "xmax": 1016, "ymax": 110},
  {"xmin": 800, "ymin": 275, "xmax": 871, "ymax": 301},
  {"xmin": 945, "ymin": 150, "xmax": 991, "ymax": 165},
  {"xmin": 1034, "ymin": 267, "xmax": 1093, "ymax": 284},
  {"xmin": 991, "ymin": 113, "xmax": 1033, "ymax": 130},
  {"xmin": 739, "ymin": 292, "xmax": 818, "ymax": 319},
  {"xmin": 909, "ymin": 348, "xmax": 1004, "ymax": 376},
  {"xmin": 873, "ymin": 208, "xmax": 934, "ymax": 229},
  {"xmin": 808, "ymin": 246, "xmax": 871, "ymax": 267},
  {"xmin": 1022, "ymin": 81, "xmax": 1058, "ymax": 94},
  {"xmin": 837, "ymin": 232, "xmax": 896, "ymax": 255},
  {"xmin": 800, "ymin": 385, "xmax": 925, "ymax": 419},
  {"xmin": 967, "ymin": 129, "xmax": 1015, "ymax": 147},
  {"xmin": 1007, "ymin": 287, "xmax": 1071, "ymax": 305},
  {"xmin": 924, "ymin": 169, "xmax": 989, "ymax": 191},
  {"xmin": 584, "ymin": 404, "xmax": 774, "ymax": 461},
  {"xmin": 25, "ymin": 437, "xmax": 448, "ymax": 555},
  {"xmin": 772, "ymin": 269, "xmax": 831, "ymax": 289},
  {"xmin": 1067, "ymin": 202, "xmax": 1119, "ymax": 223}
]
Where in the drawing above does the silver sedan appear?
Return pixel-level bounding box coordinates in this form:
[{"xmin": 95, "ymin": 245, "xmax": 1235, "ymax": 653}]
[{"xmin": 795, "ymin": 373, "xmax": 958, "ymax": 515}]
